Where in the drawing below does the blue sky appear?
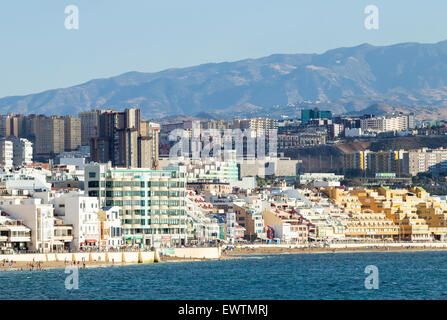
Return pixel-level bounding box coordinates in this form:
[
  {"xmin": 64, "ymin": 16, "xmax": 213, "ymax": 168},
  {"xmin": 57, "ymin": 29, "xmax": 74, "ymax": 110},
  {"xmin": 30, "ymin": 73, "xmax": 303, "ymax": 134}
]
[{"xmin": 1, "ymin": 0, "xmax": 446, "ymax": 98}]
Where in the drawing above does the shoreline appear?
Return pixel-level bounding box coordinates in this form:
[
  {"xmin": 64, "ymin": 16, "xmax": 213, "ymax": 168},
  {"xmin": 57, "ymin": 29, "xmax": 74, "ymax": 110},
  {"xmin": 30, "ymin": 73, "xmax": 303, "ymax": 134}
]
[
  {"xmin": 0, "ymin": 256, "xmax": 216, "ymax": 272},
  {"xmin": 3, "ymin": 245, "xmax": 447, "ymax": 271},
  {"xmin": 0, "ymin": 260, "xmax": 134, "ymax": 272},
  {"xmin": 225, "ymin": 245, "xmax": 447, "ymax": 256}
]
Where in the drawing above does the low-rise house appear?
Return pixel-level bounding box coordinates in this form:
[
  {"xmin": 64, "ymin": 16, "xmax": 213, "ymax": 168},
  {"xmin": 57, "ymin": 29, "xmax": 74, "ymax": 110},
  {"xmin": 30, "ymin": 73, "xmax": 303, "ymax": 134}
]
[
  {"xmin": 53, "ymin": 217, "xmax": 73, "ymax": 251},
  {"xmin": 0, "ymin": 212, "xmax": 31, "ymax": 253},
  {"xmin": 233, "ymin": 202, "xmax": 265, "ymax": 241},
  {"xmin": 0, "ymin": 198, "xmax": 54, "ymax": 252},
  {"xmin": 63, "ymin": 195, "xmax": 100, "ymax": 250},
  {"xmin": 98, "ymin": 206, "xmax": 123, "ymax": 249}
]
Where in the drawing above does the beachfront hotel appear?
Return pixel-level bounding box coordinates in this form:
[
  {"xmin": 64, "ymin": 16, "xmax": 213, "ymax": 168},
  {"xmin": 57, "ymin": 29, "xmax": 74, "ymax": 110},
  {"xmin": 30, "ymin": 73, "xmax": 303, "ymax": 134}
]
[
  {"xmin": 324, "ymin": 186, "xmax": 447, "ymax": 241},
  {"xmin": 85, "ymin": 163, "xmax": 188, "ymax": 248},
  {"xmin": 344, "ymin": 211, "xmax": 399, "ymax": 241}
]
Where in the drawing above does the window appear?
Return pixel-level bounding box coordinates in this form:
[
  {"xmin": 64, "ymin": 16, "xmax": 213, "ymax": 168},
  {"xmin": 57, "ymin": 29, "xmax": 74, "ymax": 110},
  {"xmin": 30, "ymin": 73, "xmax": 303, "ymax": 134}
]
[{"xmin": 88, "ymin": 181, "xmax": 99, "ymax": 188}]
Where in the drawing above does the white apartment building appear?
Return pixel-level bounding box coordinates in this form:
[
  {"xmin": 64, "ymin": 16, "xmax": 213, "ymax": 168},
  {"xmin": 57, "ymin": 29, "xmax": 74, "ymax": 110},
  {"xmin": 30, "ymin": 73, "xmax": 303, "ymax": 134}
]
[
  {"xmin": 225, "ymin": 211, "xmax": 236, "ymax": 243},
  {"xmin": 231, "ymin": 118, "xmax": 277, "ymax": 137},
  {"xmin": 185, "ymin": 191, "xmax": 220, "ymax": 243},
  {"xmin": 404, "ymin": 148, "xmax": 447, "ymax": 176},
  {"xmin": 0, "ymin": 139, "xmax": 13, "ymax": 169},
  {"xmin": 0, "ymin": 212, "xmax": 32, "ymax": 253},
  {"xmin": 0, "ymin": 167, "xmax": 52, "ymax": 191},
  {"xmin": 360, "ymin": 113, "xmax": 414, "ymax": 133},
  {"xmin": 100, "ymin": 206, "xmax": 123, "ymax": 248},
  {"xmin": 299, "ymin": 173, "xmax": 344, "ymax": 187},
  {"xmin": 0, "ymin": 198, "xmax": 54, "ymax": 252},
  {"xmin": 272, "ymin": 223, "xmax": 298, "ymax": 243},
  {"xmin": 10, "ymin": 137, "xmax": 33, "ymax": 166},
  {"xmin": 345, "ymin": 128, "xmax": 363, "ymax": 137},
  {"xmin": 62, "ymin": 195, "xmax": 100, "ymax": 250}
]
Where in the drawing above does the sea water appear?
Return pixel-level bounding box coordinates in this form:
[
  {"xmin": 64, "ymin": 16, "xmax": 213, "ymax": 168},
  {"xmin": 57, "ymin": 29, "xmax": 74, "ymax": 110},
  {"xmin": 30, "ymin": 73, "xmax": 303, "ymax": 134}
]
[{"xmin": 1, "ymin": 251, "xmax": 447, "ymax": 300}]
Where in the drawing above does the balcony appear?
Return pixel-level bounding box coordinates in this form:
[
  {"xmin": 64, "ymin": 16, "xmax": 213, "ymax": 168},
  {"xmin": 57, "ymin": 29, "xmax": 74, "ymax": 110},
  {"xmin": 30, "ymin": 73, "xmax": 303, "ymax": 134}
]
[
  {"xmin": 53, "ymin": 235, "xmax": 73, "ymax": 242},
  {"xmin": 9, "ymin": 236, "xmax": 31, "ymax": 242}
]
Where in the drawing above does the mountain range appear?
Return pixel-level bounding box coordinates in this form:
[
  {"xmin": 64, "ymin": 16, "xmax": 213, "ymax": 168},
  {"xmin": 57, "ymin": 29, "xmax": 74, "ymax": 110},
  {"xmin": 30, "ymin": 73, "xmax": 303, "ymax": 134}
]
[{"xmin": 3, "ymin": 40, "xmax": 447, "ymax": 120}]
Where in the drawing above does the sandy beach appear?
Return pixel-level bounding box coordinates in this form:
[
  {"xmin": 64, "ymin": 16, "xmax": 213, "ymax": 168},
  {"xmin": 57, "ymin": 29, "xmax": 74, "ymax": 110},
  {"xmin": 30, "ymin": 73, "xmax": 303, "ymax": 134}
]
[
  {"xmin": 0, "ymin": 255, "xmax": 211, "ymax": 271},
  {"xmin": 0, "ymin": 259, "xmax": 132, "ymax": 271},
  {"xmin": 3, "ymin": 245, "xmax": 447, "ymax": 271},
  {"xmin": 225, "ymin": 245, "xmax": 447, "ymax": 256}
]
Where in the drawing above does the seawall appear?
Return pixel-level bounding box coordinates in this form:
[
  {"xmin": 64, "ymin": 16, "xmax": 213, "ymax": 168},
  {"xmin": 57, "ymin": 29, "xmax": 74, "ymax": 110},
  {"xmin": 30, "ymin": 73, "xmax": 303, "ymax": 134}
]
[
  {"xmin": 0, "ymin": 247, "xmax": 221, "ymax": 264},
  {"xmin": 0, "ymin": 251, "xmax": 155, "ymax": 264}
]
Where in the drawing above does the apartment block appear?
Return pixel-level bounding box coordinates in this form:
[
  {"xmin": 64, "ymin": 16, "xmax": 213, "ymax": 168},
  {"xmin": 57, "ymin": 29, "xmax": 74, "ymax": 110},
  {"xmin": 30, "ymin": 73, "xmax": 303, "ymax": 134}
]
[
  {"xmin": 62, "ymin": 195, "xmax": 100, "ymax": 250},
  {"xmin": 0, "ymin": 114, "xmax": 24, "ymax": 138},
  {"xmin": 79, "ymin": 110, "xmax": 104, "ymax": 146},
  {"xmin": 10, "ymin": 137, "xmax": 33, "ymax": 166},
  {"xmin": 344, "ymin": 150, "xmax": 406, "ymax": 175},
  {"xmin": 89, "ymin": 108, "xmax": 159, "ymax": 169},
  {"xmin": 0, "ymin": 198, "xmax": 55, "ymax": 252},
  {"xmin": 360, "ymin": 113, "xmax": 415, "ymax": 133},
  {"xmin": 0, "ymin": 139, "xmax": 13, "ymax": 169},
  {"xmin": 84, "ymin": 163, "xmax": 188, "ymax": 247},
  {"xmin": 403, "ymin": 148, "xmax": 447, "ymax": 176},
  {"xmin": 326, "ymin": 186, "xmax": 433, "ymax": 241},
  {"xmin": 301, "ymin": 108, "xmax": 332, "ymax": 125},
  {"xmin": 64, "ymin": 115, "xmax": 81, "ymax": 151},
  {"xmin": 344, "ymin": 211, "xmax": 399, "ymax": 241},
  {"xmin": 35, "ymin": 116, "xmax": 65, "ymax": 156},
  {"xmin": 138, "ymin": 121, "xmax": 160, "ymax": 169},
  {"xmin": 344, "ymin": 150, "xmax": 369, "ymax": 171},
  {"xmin": 233, "ymin": 203, "xmax": 265, "ymax": 241},
  {"xmin": 232, "ymin": 118, "xmax": 277, "ymax": 137}
]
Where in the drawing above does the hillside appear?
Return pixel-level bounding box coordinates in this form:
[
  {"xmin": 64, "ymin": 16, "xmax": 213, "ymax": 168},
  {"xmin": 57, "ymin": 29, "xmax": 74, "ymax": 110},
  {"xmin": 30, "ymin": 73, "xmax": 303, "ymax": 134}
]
[
  {"xmin": 2, "ymin": 40, "xmax": 447, "ymax": 119},
  {"xmin": 369, "ymin": 136, "xmax": 447, "ymax": 152}
]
